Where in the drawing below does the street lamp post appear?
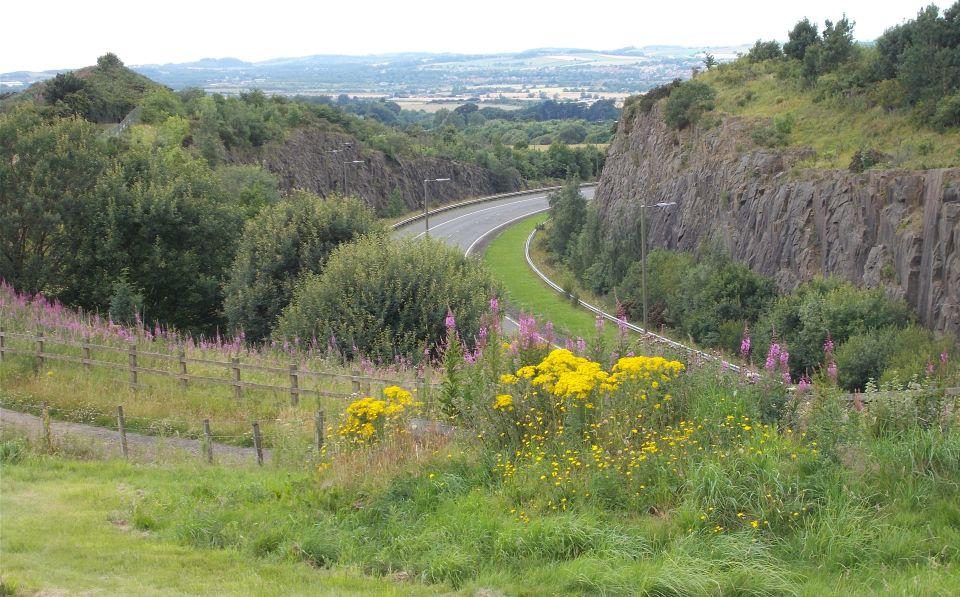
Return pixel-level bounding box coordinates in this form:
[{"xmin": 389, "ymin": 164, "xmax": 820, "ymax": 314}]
[
  {"xmin": 423, "ymin": 177, "xmax": 451, "ymax": 237},
  {"xmin": 639, "ymin": 201, "xmax": 677, "ymax": 332},
  {"xmin": 323, "ymin": 142, "xmax": 352, "ymax": 196},
  {"xmin": 342, "ymin": 160, "xmax": 364, "ymax": 196}
]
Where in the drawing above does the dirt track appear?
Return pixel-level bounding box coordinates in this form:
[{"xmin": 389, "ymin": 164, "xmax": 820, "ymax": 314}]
[{"xmin": 0, "ymin": 407, "xmax": 270, "ymax": 465}]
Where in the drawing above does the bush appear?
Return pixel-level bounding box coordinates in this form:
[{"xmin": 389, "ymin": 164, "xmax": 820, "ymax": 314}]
[
  {"xmin": 754, "ymin": 278, "xmax": 912, "ymax": 380},
  {"xmin": 108, "ymin": 277, "xmax": 144, "ymax": 327},
  {"xmin": 224, "ymin": 192, "xmax": 384, "ymax": 343},
  {"xmin": 275, "ymin": 235, "xmax": 499, "ymax": 361},
  {"xmin": 664, "ymin": 81, "xmax": 717, "ymax": 130},
  {"xmin": 748, "ymin": 40, "xmax": 783, "ymax": 63},
  {"xmin": 933, "ymin": 92, "xmax": 960, "ymax": 129},
  {"xmin": 848, "ymin": 147, "xmax": 889, "ymax": 173},
  {"xmin": 835, "ymin": 327, "xmax": 898, "ymax": 391}
]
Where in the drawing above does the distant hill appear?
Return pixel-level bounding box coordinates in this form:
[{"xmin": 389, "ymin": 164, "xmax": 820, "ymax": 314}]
[
  {"xmin": 1, "ymin": 53, "xmax": 165, "ymax": 123},
  {"xmin": 2, "ymin": 46, "xmax": 747, "ymax": 97}
]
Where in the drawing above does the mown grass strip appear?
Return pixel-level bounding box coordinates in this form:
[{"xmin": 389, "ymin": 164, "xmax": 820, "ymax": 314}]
[{"xmin": 483, "ymin": 213, "xmax": 618, "ymax": 343}]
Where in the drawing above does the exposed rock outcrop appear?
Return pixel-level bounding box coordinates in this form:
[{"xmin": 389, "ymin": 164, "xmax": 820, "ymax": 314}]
[
  {"xmin": 595, "ymin": 104, "xmax": 960, "ymax": 337},
  {"xmin": 232, "ymin": 129, "xmax": 521, "ymax": 212}
]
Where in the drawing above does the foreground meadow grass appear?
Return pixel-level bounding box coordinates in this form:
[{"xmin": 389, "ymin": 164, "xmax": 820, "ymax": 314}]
[
  {"xmin": 4, "ymin": 345, "xmax": 959, "ymax": 595},
  {"xmin": 0, "ymin": 442, "xmax": 440, "ymax": 596}
]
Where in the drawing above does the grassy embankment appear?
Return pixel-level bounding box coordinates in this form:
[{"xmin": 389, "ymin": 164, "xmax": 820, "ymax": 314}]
[
  {"xmin": 482, "ymin": 212, "xmax": 624, "ymax": 345},
  {"xmin": 0, "ymin": 281, "xmax": 426, "ymax": 453},
  {"xmin": 4, "ymin": 351, "xmax": 959, "ymax": 594},
  {"xmin": 698, "ymin": 59, "xmax": 960, "ymax": 169}
]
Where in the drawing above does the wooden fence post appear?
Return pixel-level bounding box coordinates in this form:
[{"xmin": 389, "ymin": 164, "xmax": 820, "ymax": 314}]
[
  {"xmin": 35, "ymin": 329, "xmax": 45, "ymax": 371},
  {"xmin": 351, "ymin": 370, "xmax": 361, "ymax": 393},
  {"xmin": 82, "ymin": 335, "xmax": 91, "ymax": 371},
  {"xmin": 232, "ymin": 358, "xmax": 242, "ymax": 399},
  {"xmin": 128, "ymin": 343, "xmax": 138, "ymax": 388},
  {"xmin": 289, "ymin": 364, "xmax": 299, "ymax": 406},
  {"xmin": 315, "ymin": 410, "xmax": 325, "ymax": 452},
  {"xmin": 0, "ymin": 324, "xmax": 5, "ymax": 362},
  {"xmin": 252, "ymin": 422, "xmax": 263, "ymax": 466},
  {"xmin": 41, "ymin": 401, "xmax": 51, "ymax": 450},
  {"xmin": 202, "ymin": 418, "xmax": 213, "ymax": 464},
  {"xmin": 178, "ymin": 349, "xmax": 188, "ymax": 389},
  {"xmin": 117, "ymin": 405, "xmax": 128, "ymax": 459},
  {"xmin": 417, "ymin": 367, "xmax": 426, "ymax": 411}
]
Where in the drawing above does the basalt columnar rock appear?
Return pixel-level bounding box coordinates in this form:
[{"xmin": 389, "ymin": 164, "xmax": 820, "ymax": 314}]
[
  {"xmin": 231, "ymin": 128, "xmax": 521, "ymax": 213},
  {"xmin": 594, "ymin": 104, "xmax": 960, "ymax": 337}
]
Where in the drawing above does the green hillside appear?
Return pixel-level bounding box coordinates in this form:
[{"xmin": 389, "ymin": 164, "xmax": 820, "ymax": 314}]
[
  {"xmin": 2, "ymin": 53, "xmax": 164, "ymax": 123},
  {"xmin": 632, "ymin": 4, "xmax": 960, "ymax": 171}
]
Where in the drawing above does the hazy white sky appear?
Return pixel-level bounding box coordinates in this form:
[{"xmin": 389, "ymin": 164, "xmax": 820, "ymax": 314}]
[{"xmin": 1, "ymin": 0, "xmax": 930, "ymax": 73}]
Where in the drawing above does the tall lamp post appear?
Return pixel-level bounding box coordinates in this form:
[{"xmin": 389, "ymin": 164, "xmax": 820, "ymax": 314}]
[
  {"xmin": 423, "ymin": 177, "xmax": 451, "ymax": 237},
  {"xmin": 639, "ymin": 201, "xmax": 677, "ymax": 332},
  {"xmin": 323, "ymin": 142, "xmax": 352, "ymax": 195},
  {"xmin": 342, "ymin": 160, "xmax": 365, "ymax": 196}
]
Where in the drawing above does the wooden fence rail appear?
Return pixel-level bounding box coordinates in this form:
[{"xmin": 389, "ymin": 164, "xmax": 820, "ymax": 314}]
[
  {"xmin": 0, "ymin": 328, "xmax": 433, "ymax": 401},
  {"xmin": 2, "ymin": 328, "xmax": 954, "ymax": 406}
]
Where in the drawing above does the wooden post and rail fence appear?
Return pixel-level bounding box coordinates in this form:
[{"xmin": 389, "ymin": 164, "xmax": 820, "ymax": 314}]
[{"xmin": 0, "ymin": 326, "xmax": 433, "ymax": 403}]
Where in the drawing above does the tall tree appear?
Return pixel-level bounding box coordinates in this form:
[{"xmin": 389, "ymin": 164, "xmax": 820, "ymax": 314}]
[
  {"xmin": 784, "ymin": 18, "xmax": 820, "ymax": 61},
  {"xmin": 547, "ymin": 177, "xmax": 588, "ymax": 260},
  {"xmin": 820, "ymin": 16, "xmax": 856, "ymax": 72},
  {"xmin": 0, "ymin": 107, "xmax": 108, "ymax": 295}
]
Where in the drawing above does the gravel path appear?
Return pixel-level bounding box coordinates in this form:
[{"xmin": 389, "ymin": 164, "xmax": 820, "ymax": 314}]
[{"xmin": 0, "ymin": 407, "xmax": 269, "ymax": 465}]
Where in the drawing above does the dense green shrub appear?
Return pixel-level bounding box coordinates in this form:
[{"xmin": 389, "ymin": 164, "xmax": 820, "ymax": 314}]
[
  {"xmin": 224, "ymin": 192, "xmax": 384, "ymax": 343},
  {"xmin": 835, "ymin": 327, "xmax": 898, "ymax": 391},
  {"xmin": 664, "ymin": 81, "xmax": 717, "ymax": 130},
  {"xmin": 754, "ymin": 278, "xmax": 912, "ymax": 381},
  {"xmin": 275, "ymin": 236, "xmax": 499, "ymax": 361}
]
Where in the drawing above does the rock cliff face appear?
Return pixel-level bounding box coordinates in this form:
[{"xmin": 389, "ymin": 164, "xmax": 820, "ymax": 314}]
[
  {"xmin": 231, "ymin": 129, "xmax": 520, "ymax": 212},
  {"xmin": 595, "ymin": 104, "xmax": 960, "ymax": 337}
]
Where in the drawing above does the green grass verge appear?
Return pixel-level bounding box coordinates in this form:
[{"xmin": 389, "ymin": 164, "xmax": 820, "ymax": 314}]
[
  {"xmin": 0, "ymin": 448, "xmax": 439, "ymax": 596},
  {"xmin": 483, "ymin": 213, "xmax": 620, "ymax": 343}
]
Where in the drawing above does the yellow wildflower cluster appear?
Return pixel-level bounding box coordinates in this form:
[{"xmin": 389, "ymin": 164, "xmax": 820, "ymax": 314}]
[
  {"xmin": 501, "ymin": 349, "xmax": 685, "ymax": 402},
  {"xmin": 494, "ymin": 394, "xmax": 514, "ymax": 410},
  {"xmin": 608, "ymin": 355, "xmax": 685, "ymax": 389},
  {"xmin": 338, "ymin": 385, "xmax": 417, "ymax": 445}
]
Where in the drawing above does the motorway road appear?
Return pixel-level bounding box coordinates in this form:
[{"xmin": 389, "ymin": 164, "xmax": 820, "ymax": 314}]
[{"xmin": 393, "ymin": 186, "xmax": 595, "ymax": 255}]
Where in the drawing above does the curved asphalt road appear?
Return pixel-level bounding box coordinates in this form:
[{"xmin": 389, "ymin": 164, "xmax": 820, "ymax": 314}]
[{"xmin": 393, "ymin": 187, "xmax": 595, "ymax": 255}]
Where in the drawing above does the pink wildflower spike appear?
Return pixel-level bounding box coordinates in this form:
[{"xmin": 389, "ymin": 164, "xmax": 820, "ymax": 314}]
[
  {"xmin": 595, "ymin": 315, "xmax": 604, "ymax": 333},
  {"xmin": 782, "ymin": 370, "xmax": 792, "ymax": 384},
  {"xmin": 740, "ymin": 326, "xmax": 751, "ymax": 360},
  {"xmin": 941, "ymin": 351, "xmax": 949, "ymax": 365},
  {"xmin": 779, "ymin": 349, "xmax": 789, "ymax": 369},
  {"xmin": 823, "ymin": 334, "xmax": 835, "ymax": 355},
  {"xmin": 576, "ymin": 337, "xmax": 586, "ymax": 355},
  {"xmin": 764, "ymin": 342, "xmax": 780, "ymax": 372},
  {"xmin": 827, "ymin": 360, "xmax": 838, "ymax": 381},
  {"xmin": 545, "ymin": 322, "xmax": 556, "ymax": 344},
  {"xmin": 445, "ymin": 307, "xmax": 456, "ymax": 332},
  {"xmin": 798, "ymin": 376, "xmax": 812, "ymax": 392},
  {"xmin": 490, "ymin": 297, "xmax": 499, "ymax": 314},
  {"xmin": 926, "ymin": 361, "xmax": 935, "ymax": 377}
]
